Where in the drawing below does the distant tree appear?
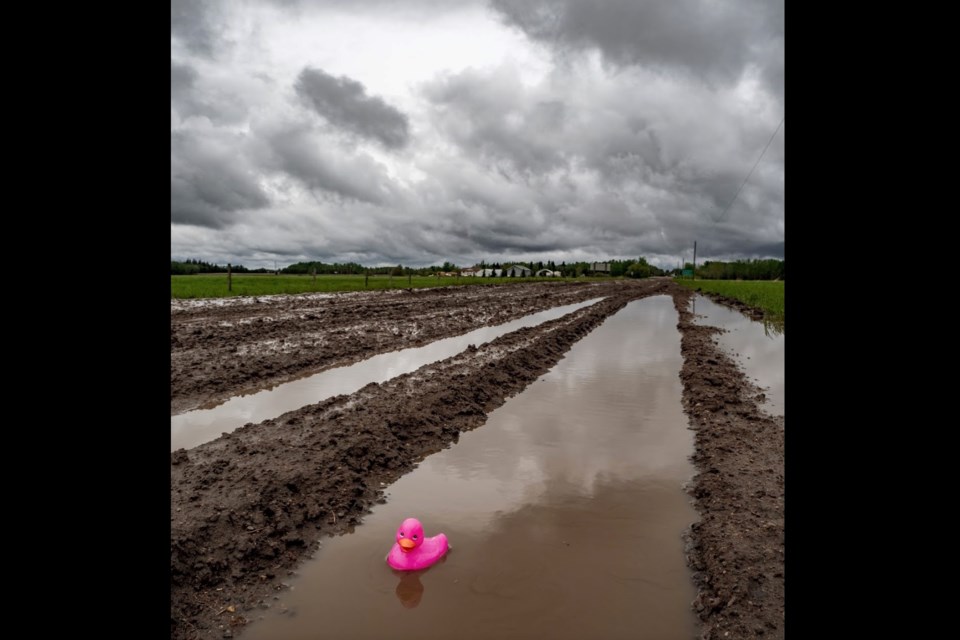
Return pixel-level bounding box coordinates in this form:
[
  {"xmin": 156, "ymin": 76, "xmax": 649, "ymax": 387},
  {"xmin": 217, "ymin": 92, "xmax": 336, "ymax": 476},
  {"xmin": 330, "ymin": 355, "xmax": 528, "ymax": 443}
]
[{"xmin": 626, "ymin": 258, "xmax": 652, "ymax": 279}]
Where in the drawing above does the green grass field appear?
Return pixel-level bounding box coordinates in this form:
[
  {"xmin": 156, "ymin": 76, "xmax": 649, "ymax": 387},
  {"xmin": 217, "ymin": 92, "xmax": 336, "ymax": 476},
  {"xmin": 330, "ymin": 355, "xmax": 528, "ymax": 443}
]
[
  {"xmin": 675, "ymin": 279, "xmax": 784, "ymax": 319},
  {"xmin": 171, "ymin": 274, "xmax": 566, "ymax": 299}
]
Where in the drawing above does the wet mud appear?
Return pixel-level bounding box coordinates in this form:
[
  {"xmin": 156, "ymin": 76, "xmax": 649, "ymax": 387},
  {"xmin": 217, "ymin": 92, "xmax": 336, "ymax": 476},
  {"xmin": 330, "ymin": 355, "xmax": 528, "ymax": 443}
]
[
  {"xmin": 672, "ymin": 287, "xmax": 785, "ymax": 639},
  {"xmin": 171, "ymin": 282, "xmax": 623, "ymax": 415},
  {"xmin": 170, "ymin": 279, "xmax": 784, "ymax": 639}
]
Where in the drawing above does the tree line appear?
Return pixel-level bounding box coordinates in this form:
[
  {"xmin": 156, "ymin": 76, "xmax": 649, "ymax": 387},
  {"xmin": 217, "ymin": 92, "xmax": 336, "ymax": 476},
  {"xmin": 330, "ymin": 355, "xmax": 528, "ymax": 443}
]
[
  {"xmin": 691, "ymin": 259, "xmax": 784, "ymax": 280},
  {"xmin": 281, "ymin": 258, "xmax": 665, "ymax": 278},
  {"xmin": 174, "ymin": 256, "xmax": 782, "ymax": 280},
  {"xmin": 171, "ymin": 259, "xmax": 274, "ymax": 275}
]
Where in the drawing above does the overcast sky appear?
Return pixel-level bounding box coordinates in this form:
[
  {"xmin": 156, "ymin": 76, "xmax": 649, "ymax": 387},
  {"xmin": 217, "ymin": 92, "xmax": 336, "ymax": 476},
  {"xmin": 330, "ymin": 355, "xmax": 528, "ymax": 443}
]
[{"xmin": 171, "ymin": 0, "xmax": 784, "ymax": 270}]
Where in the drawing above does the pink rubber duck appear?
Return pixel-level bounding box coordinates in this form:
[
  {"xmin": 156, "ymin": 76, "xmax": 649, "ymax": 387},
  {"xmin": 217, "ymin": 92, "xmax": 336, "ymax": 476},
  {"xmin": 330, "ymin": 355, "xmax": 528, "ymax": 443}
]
[{"xmin": 386, "ymin": 517, "xmax": 449, "ymax": 571}]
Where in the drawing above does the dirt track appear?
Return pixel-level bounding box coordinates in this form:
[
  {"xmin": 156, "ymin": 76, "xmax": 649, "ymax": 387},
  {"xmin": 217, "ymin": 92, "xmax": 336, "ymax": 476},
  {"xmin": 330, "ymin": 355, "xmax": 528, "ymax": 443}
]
[{"xmin": 170, "ymin": 279, "xmax": 783, "ymax": 639}]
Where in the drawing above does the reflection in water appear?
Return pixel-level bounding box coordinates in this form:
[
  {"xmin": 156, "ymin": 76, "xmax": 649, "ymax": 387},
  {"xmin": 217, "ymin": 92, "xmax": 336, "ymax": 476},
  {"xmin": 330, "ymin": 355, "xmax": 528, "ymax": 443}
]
[
  {"xmin": 391, "ymin": 553, "xmax": 450, "ymax": 609},
  {"xmin": 691, "ymin": 294, "xmax": 784, "ymax": 416},
  {"xmin": 394, "ymin": 571, "xmax": 424, "ymax": 609},
  {"xmin": 763, "ymin": 316, "xmax": 785, "ymax": 337},
  {"xmin": 242, "ymin": 296, "xmax": 698, "ymax": 640}
]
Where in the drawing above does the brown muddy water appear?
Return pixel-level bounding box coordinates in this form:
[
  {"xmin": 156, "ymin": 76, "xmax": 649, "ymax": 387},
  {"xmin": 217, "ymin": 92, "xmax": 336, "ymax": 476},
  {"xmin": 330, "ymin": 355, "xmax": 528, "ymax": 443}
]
[
  {"xmin": 691, "ymin": 295, "xmax": 784, "ymax": 416},
  {"xmin": 171, "ymin": 299, "xmax": 603, "ymax": 452},
  {"xmin": 242, "ymin": 295, "xmax": 699, "ymax": 640}
]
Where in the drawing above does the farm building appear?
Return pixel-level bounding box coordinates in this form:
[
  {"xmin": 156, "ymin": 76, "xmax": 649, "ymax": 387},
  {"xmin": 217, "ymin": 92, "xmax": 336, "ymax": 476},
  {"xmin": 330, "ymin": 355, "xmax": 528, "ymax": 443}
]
[
  {"xmin": 590, "ymin": 262, "xmax": 611, "ymax": 274},
  {"xmin": 463, "ymin": 268, "xmax": 503, "ymax": 277},
  {"xmin": 536, "ymin": 269, "xmax": 560, "ymax": 277},
  {"xmin": 504, "ymin": 265, "xmax": 533, "ymax": 277}
]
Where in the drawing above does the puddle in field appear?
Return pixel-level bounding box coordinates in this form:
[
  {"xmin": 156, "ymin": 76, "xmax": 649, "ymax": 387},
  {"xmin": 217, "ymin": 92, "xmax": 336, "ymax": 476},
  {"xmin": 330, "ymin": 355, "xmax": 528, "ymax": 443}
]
[
  {"xmin": 171, "ymin": 298, "xmax": 604, "ymax": 451},
  {"xmin": 692, "ymin": 294, "xmax": 784, "ymax": 416},
  {"xmin": 242, "ymin": 295, "xmax": 698, "ymax": 640}
]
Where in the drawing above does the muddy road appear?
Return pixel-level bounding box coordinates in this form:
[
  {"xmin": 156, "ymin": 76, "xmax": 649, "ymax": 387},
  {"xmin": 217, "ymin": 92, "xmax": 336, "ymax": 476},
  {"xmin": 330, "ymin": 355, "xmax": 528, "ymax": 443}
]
[{"xmin": 171, "ymin": 279, "xmax": 783, "ymax": 639}]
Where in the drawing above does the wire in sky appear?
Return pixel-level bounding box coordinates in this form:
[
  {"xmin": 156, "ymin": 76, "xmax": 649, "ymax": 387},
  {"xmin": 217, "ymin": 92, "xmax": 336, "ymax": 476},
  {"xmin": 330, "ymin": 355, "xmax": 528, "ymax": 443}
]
[{"xmin": 714, "ymin": 116, "xmax": 784, "ymax": 223}]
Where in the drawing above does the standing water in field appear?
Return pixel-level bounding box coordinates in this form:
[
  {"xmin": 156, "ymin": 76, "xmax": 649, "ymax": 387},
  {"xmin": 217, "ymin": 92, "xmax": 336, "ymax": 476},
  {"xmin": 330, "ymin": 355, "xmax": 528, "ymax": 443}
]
[
  {"xmin": 692, "ymin": 294, "xmax": 784, "ymax": 416},
  {"xmin": 241, "ymin": 295, "xmax": 698, "ymax": 640},
  {"xmin": 171, "ymin": 298, "xmax": 603, "ymax": 451}
]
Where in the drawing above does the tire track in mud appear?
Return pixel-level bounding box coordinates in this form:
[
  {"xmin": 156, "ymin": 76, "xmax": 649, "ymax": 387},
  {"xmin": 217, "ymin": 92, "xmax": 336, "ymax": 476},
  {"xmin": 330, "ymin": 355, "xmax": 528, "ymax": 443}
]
[
  {"xmin": 670, "ymin": 286, "xmax": 785, "ymax": 640},
  {"xmin": 171, "ymin": 280, "xmax": 668, "ymax": 639},
  {"xmin": 171, "ymin": 282, "xmax": 620, "ymax": 415}
]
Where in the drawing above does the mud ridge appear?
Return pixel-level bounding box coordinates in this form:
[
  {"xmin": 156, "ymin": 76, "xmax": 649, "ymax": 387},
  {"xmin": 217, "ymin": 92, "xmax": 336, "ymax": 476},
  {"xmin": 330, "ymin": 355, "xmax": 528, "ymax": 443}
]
[{"xmin": 671, "ymin": 285, "xmax": 784, "ymax": 639}]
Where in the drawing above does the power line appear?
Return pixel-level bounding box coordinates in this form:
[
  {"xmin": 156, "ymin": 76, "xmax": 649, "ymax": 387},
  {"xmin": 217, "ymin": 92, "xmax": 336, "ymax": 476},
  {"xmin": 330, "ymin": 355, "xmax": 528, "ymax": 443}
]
[{"xmin": 714, "ymin": 116, "xmax": 784, "ymax": 223}]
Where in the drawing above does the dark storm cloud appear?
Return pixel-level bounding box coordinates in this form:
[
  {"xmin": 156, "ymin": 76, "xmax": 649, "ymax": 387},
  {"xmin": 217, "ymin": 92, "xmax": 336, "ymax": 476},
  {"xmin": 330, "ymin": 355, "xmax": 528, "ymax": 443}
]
[
  {"xmin": 295, "ymin": 67, "xmax": 410, "ymax": 148},
  {"xmin": 490, "ymin": 0, "xmax": 783, "ymax": 95},
  {"xmin": 171, "ymin": 132, "xmax": 271, "ymax": 229},
  {"xmin": 751, "ymin": 241, "xmax": 783, "ymax": 259},
  {"xmin": 687, "ymin": 225, "xmax": 783, "ymax": 260}
]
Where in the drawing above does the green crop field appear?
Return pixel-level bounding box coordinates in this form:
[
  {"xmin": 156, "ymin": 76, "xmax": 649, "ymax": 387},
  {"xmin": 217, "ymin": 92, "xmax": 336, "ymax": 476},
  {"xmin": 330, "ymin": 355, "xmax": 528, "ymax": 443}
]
[
  {"xmin": 675, "ymin": 279, "xmax": 784, "ymax": 319},
  {"xmin": 171, "ymin": 274, "xmax": 565, "ymax": 299}
]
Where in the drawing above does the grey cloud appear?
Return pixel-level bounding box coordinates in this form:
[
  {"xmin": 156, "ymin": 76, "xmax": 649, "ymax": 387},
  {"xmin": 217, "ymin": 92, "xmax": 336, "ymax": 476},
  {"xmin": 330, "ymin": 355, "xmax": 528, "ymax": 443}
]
[
  {"xmin": 171, "ymin": 60, "xmax": 259, "ymax": 125},
  {"xmin": 424, "ymin": 68, "xmax": 567, "ymax": 173},
  {"xmin": 171, "ymin": 61, "xmax": 217, "ymax": 122},
  {"xmin": 592, "ymin": 128, "xmax": 668, "ymax": 185},
  {"xmin": 685, "ymin": 225, "xmax": 783, "ymax": 260},
  {"xmin": 171, "ymin": 1, "xmax": 783, "ymax": 270},
  {"xmin": 411, "ymin": 211, "xmax": 571, "ymax": 257},
  {"xmin": 259, "ymin": 123, "xmax": 397, "ymax": 204},
  {"xmin": 422, "ymin": 65, "xmax": 706, "ymax": 190},
  {"xmin": 490, "ymin": 0, "xmax": 784, "ymax": 96},
  {"xmin": 295, "ymin": 67, "xmax": 410, "ymax": 148},
  {"xmin": 751, "ymin": 241, "xmax": 784, "ymax": 259},
  {"xmin": 171, "ymin": 60, "xmax": 266, "ymax": 125},
  {"xmin": 171, "ymin": 131, "xmax": 271, "ymax": 229},
  {"xmin": 171, "ymin": 61, "xmax": 198, "ymax": 97},
  {"xmin": 171, "ymin": 0, "xmax": 224, "ymax": 56},
  {"xmin": 418, "ymin": 60, "xmax": 783, "ymax": 265}
]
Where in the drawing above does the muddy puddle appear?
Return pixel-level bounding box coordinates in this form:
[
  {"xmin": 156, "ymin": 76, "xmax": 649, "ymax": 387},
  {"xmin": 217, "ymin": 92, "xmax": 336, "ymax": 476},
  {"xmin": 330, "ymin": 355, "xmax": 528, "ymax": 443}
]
[
  {"xmin": 241, "ymin": 295, "xmax": 698, "ymax": 640},
  {"xmin": 691, "ymin": 295, "xmax": 784, "ymax": 416},
  {"xmin": 171, "ymin": 299, "xmax": 604, "ymax": 452}
]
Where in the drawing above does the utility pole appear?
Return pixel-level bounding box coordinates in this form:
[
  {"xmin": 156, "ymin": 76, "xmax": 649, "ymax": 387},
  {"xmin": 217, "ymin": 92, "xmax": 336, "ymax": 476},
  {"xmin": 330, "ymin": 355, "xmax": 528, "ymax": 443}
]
[{"xmin": 692, "ymin": 241, "xmax": 697, "ymax": 280}]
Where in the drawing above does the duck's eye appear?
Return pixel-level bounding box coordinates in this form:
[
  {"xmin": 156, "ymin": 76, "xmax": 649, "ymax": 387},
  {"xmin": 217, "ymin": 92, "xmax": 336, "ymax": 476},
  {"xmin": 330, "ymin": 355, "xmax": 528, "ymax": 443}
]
[
  {"xmin": 413, "ymin": 534, "xmax": 418, "ymax": 540},
  {"xmin": 399, "ymin": 531, "xmax": 404, "ymax": 537}
]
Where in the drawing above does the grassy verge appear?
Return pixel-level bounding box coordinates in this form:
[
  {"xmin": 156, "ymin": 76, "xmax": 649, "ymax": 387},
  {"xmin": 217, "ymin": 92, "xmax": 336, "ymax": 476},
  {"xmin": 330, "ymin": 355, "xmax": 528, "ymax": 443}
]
[
  {"xmin": 171, "ymin": 274, "xmax": 570, "ymax": 299},
  {"xmin": 675, "ymin": 279, "xmax": 784, "ymax": 319}
]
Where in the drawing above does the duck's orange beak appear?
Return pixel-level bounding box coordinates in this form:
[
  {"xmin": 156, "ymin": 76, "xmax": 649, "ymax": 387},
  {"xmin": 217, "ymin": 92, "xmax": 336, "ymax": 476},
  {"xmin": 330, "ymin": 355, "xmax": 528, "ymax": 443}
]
[{"xmin": 399, "ymin": 538, "xmax": 416, "ymax": 551}]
